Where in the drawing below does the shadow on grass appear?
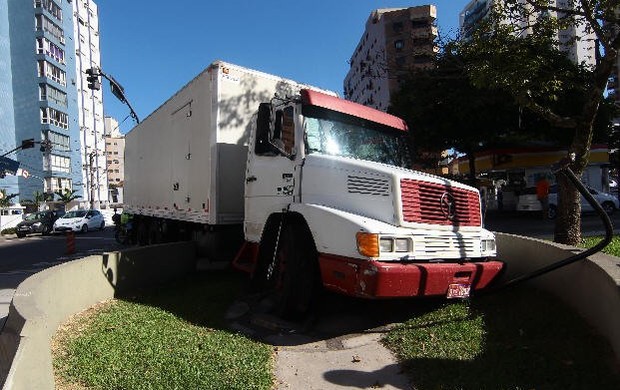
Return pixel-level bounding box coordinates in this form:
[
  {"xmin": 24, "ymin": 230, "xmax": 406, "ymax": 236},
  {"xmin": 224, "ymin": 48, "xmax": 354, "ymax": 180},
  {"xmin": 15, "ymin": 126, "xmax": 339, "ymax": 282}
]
[
  {"xmin": 119, "ymin": 268, "xmax": 446, "ymax": 342},
  {"xmin": 388, "ymin": 287, "xmax": 620, "ymax": 390},
  {"xmin": 118, "ymin": 270, "xmax": 620, "ymax": 389}
]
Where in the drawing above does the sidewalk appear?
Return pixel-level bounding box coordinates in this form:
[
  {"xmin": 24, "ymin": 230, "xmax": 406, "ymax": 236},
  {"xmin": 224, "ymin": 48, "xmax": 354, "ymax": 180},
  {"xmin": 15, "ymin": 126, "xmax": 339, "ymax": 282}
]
[{"xmin": 226, "ymin": 298, "xmax": 412, "ymax": 390}]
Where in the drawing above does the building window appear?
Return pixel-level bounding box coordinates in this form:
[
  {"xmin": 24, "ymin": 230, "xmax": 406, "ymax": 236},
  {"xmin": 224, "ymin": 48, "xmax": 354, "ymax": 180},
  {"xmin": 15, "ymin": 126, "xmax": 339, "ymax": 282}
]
[
  {"xmin": 40, "ymin": 107, "xmax": 68, "ymax": 129},
  {"xmin": 34, "ymin": 0, "xmax": 63, "ymax": 22},
  {"xmin": 394, "ymin": 40, "xmax": 404, "ymax": 51},
  {"xmin": 39, "ymin": 83, "xmax": 67, "ymax": 107},
  {"xmin": 44, "ymin": 154, "xmax": 70, "ymax": 172},
  {"xmin": 44, "ymin": 130, "xmax": 70, "ymax": 150},
  {"xmin": 396, "ymin": 57, "xmax": 406, "ymax": 67},
  {"xmin": 38, "ymin": 60, "xmax": 66, "ymax": 86},
  {"xmin": 392, "ymin": 22, "xmax": 404, "ymax": 33},
  {"xmin": 411, "ymin": 20, "xmax": 430, "ymax": 29},
  {"xmin": 35, "ymin": 14, "xmax": 64, "ymax": 44},
  {"xmin": 36, "ymin": 37, "xmax": 65, "ymax": 64}
]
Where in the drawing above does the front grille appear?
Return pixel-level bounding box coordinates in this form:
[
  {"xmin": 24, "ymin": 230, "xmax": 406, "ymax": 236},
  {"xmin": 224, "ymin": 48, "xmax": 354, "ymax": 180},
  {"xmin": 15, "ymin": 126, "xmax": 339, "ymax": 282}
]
[
  {"xmin": 347, "ymin": 175, "xmax": 390, "ymax": 196},
  {"xmin": 401, "ymin": 179, "xmax": 481, "ymax": 226}
]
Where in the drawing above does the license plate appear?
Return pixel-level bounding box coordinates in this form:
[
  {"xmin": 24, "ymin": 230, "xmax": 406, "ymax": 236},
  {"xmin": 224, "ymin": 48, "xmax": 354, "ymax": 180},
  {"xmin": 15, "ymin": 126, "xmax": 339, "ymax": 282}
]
[{"xmin": 447, "ymin": 283, "xmax": 470, "ymax": 299}]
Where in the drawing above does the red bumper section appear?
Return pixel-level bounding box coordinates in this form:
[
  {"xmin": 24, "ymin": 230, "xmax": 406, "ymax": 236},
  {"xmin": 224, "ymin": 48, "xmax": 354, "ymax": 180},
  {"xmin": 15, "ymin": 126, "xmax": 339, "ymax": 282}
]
[
  {"xmin": 318, "ymin": 254, "xmax": 504, "ymax": 298},
  {"xmin": 233, "ymin": 242, "xmax": 504, "ymax": 298}
]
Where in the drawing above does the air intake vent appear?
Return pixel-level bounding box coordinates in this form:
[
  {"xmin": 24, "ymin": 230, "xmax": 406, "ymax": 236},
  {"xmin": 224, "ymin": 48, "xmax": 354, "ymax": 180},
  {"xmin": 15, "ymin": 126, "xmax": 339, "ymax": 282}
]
[
  {"xmin": 348, "ymin": 175, "xmax": 390, "ymax": 196},
  {"xmin": 400, "ymin": 179, "xmax": 481, "ymax": 227}
]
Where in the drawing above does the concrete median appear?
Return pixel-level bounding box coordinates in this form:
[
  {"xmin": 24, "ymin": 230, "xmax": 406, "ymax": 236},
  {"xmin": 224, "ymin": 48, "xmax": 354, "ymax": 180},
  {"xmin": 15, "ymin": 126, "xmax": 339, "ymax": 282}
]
[
  {"xmin": 0, "ymin": 241, "xmax": 196, "ymax": 390},
  {"xmin": 495, "ymin": 233, "xmax": 620, "ymax": 362}
]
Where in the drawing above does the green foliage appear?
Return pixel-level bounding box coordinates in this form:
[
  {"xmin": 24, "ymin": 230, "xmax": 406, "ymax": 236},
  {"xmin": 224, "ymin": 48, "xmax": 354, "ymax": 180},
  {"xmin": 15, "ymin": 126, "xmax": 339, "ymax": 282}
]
[
  {"xmin": 383, "ymin": 288, "xmax": 620, "ymax": 389},
  {"xmin": 54, "ymin": 188, "xmax": 81, "ymax": 204},
  {"xmin": 0, "ymin": 228, "xmax": 16, "ymax": 235},
  {"xmin": 455, "ymin": 0, "xmax": 619, "ymax": 245},
  {"xmin": 53, "ymin": 272, "xmax": 274, "ymax": 390},
  {"xmin": 582, "ymin": 235, "xmax": 620, "ymax": 257},
  {"xmin": 0, "ymin": 189, "xmax": 18, "ymax": 208}
]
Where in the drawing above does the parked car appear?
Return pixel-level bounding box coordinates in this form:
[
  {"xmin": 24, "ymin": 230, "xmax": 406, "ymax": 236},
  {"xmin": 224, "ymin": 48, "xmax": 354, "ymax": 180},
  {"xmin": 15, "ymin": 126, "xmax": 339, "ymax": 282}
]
[
  {"xmin": 15, "ymin": 210, "xmax": 64, "ymax": 238},
  {"xmin": 53, "ymin": 209, "xmax": 105, "ymax": 233},
  {"xmin": 516, "ymin": 185, "xmax": 619, "ymax": 219}
]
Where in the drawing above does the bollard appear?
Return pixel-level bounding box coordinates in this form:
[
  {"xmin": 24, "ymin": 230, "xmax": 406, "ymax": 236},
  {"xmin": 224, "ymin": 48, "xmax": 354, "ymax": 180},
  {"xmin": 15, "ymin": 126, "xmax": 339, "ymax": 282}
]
[{"xmin": 66, "ymin": 231, "xmax": 75, "ymax": 255}]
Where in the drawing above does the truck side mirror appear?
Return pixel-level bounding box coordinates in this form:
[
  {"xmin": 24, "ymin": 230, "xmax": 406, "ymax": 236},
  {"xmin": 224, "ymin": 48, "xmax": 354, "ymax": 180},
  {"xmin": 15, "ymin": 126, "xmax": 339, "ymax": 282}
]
[{"xmin": 255, "ymin": 103, "xmax": 272, "ymax": 154}]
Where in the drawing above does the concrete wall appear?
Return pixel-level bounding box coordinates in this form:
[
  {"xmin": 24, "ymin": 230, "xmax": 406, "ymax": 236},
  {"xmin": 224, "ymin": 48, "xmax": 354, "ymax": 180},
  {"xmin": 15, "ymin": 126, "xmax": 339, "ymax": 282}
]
[
  {"xmin": 495, "ymin": 233, "xmax": 620, "ymax": 361},
  {"xmin": 0, "ymin": 241, "xmax": 196, "ymax": 390}
]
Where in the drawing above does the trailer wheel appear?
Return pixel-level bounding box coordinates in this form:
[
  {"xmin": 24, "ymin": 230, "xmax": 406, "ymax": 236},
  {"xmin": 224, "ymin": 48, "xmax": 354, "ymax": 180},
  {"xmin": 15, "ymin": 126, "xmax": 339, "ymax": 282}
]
[{"xmin": 254, "ymin": 221, "xmax": 320, "ymax": 319}]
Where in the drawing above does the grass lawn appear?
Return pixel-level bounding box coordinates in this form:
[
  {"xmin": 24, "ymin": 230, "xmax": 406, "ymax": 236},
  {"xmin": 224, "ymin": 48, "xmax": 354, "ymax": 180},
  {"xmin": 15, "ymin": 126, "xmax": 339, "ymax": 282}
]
[
  {"xmin": 53, "ymin": 236, "xmax": 620, "ymax": 390},
  {"xmin": 382, "ymin": 236, "xmax": 620, "ymax": 389},
  {"xmin": 52, "ymin": 271, "xmax": 273, "ymax": 390},
  {"xmin": 582, "ymin": 235, "xmax": 620, "ymax": 256}
]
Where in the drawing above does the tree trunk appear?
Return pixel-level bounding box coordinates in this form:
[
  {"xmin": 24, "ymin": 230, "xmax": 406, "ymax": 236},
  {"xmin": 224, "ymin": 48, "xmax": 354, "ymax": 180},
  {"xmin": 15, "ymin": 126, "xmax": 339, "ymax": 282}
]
[
  {"xmin": 553, "ymin": 118, "xmax": 593, "ymax": 245},
  {"xmin": 553, "ymin": 172, "xmax": 582, "ymax": 244}
]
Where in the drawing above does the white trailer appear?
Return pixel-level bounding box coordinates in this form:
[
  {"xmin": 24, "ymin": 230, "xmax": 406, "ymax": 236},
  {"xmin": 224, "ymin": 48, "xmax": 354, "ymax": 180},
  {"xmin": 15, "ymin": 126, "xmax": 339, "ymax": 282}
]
[{"xmin": 124, "ymin": 61, "xmax": 503, "ymax": 317}]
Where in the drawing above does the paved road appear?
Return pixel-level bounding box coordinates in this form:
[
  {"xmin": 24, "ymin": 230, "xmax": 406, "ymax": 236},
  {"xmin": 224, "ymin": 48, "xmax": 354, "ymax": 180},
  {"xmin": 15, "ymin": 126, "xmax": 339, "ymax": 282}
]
[
  {"xmin": 0, "ymin": 227, "xmax": 122, "ymax": 328},
  {"xmin": 485, "ymin": 210, "xmax": 620, "ymax": 239}
]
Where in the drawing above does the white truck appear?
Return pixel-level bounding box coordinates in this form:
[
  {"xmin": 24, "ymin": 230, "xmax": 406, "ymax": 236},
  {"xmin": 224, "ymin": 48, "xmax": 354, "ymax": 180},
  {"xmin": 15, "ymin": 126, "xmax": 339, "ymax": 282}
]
[{"xmin": 124, "ymin": 61, "xmax": 503, "ymax": 316}]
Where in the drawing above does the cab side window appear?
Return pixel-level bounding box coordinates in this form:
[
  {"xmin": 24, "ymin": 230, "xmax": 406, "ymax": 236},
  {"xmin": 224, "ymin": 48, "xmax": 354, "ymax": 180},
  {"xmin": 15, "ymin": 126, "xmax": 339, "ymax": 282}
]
[{"xmin": 273, "ymin": 106, "xmax": 295, "ymax": 156}]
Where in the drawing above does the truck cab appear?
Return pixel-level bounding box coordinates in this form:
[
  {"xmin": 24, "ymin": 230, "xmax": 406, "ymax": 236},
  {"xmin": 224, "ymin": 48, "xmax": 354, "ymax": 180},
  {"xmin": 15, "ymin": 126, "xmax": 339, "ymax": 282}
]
[{"xmin": 238, "ymin": 89, "xmax": 503, "ymax": 315}]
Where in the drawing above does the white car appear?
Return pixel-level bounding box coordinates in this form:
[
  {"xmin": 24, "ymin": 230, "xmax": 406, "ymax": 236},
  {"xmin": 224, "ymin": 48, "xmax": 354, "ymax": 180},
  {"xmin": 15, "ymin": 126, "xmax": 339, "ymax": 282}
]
[
  {"xmin": 516, "ymin": 185, "xmax": 619, "ymax": 219},
  {"xmin": 53, "ymin": 209, "xmax": 105, "ymax": 233}
]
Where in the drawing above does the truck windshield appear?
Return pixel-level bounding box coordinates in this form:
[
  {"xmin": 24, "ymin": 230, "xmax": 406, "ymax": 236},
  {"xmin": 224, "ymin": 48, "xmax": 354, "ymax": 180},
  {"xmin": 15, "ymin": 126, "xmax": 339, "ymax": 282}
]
[{"xmin": 304, "ymin": 116, "xmax": 412, "ymax": 168}]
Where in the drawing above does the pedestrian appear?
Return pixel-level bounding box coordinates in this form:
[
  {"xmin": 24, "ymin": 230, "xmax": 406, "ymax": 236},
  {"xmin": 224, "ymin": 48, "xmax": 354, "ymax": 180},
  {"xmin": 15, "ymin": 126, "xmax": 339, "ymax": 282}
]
[{"xmin": 536, "ymin": 176, "xmax": 550, "ymax": 219}]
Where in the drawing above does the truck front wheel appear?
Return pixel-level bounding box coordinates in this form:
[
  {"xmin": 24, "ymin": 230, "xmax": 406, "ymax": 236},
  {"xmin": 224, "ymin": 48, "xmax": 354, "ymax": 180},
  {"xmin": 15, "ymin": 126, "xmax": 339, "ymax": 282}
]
[{"xmin": 254, "ymin": 221, "xmax": 320, "ymax": 320}]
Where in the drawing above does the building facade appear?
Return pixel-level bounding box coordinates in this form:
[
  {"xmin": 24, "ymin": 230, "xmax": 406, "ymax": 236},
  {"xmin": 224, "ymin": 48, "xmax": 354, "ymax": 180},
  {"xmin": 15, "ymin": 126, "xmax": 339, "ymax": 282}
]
[
  {"xmin": 460, "ymin": 0, "xmax": 596, "ymax": 67},
  {"xmin": 104, "ymin": 116, "xmax": 124, "ymax": 204},
  {"xmin": 73, "ymin": 0, "xmax": 108, "ymax": 209},
  {"xmin": 0, "ymin": 0, "xmax": 106, "ymax": 209},
  {"xmin": 344, "ymin": 5, "xmax": 438, "ymax": 111},
  {"xmin": 0, "ymin": 0, "xmax": 82, "ymax": 204}
]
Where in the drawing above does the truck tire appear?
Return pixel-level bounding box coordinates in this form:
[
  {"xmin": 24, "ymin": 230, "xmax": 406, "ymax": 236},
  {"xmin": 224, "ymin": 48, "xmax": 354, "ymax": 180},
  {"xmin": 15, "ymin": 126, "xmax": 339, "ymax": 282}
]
[{"xmin": 254, "ymin": 221, "xmax": 320, "ymax": 319}]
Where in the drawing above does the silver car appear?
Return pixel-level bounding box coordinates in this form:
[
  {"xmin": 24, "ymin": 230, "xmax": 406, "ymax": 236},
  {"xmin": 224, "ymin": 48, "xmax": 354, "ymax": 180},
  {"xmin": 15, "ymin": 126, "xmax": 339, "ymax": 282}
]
[
  {"xmin": 517, "ymin": 185, "xmax": 619, "ymax": 219},
  {"xmin": 53, "ymin": 209, "xmax": 105, "ymax": 233}
]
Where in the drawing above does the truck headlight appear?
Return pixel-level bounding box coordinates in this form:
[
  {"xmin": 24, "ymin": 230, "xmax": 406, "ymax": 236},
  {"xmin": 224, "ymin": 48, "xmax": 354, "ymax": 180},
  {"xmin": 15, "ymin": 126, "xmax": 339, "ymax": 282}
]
[
  {"xmin": 481, "ymin": 239, "xmax": 496, "ymax": 252},
  {"xmin": 379, "ymin": 238, "xmax": 393, "ymax": 253},
  {"xmin": 394, "ymin": 238, "xmax": 411, "ymax": 252},
  {"xmin": 358, "ymin": 233, "xmax": 413, "ymax": 257}
]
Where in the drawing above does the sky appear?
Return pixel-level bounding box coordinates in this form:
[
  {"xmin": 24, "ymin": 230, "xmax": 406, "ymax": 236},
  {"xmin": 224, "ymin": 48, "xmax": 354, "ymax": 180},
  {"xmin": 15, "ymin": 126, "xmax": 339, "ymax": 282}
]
[{"xmin": 98, "ymin": 1, "xmax": 471, "ymax": 133}]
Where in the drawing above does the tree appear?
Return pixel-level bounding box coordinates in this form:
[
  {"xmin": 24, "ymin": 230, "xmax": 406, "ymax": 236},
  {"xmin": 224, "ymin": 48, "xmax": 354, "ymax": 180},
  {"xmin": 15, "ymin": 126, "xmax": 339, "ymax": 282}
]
[
  {"xmin": 459, "ymin": 0, "xmax": 619, "ymax": 245},
  {"xmin": 390, "ymin": 43, "xmax": 543, "ymax": 184},
  {"xmin": 0, "ymin": 189, "xmax": 18, "ymax": 208},
  {"xmin": 54, "ymin": 188, "xmax": 81, "ymax": 211}
]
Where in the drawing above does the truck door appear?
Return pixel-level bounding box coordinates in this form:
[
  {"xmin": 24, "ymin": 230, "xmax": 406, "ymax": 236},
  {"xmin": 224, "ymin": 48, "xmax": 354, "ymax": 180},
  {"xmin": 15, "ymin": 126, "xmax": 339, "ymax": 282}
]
[{"xmin": 244, "ymin": 103, "xmax": 301, "ymax": 241}]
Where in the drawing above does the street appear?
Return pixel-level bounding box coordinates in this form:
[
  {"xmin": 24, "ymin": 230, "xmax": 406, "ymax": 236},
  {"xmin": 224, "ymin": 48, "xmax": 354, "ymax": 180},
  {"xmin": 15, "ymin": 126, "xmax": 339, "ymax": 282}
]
[
  {"xmin": 485, "ymin": 210, "xmax": 620, "ymax": 239},
  {"xmin": 0, "ymin": 227, "xmax": 122, "ymax": 328}
]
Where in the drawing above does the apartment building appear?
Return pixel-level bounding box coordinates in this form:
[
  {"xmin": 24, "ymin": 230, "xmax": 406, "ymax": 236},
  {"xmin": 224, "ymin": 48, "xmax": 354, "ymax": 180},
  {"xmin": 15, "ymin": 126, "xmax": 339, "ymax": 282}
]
[
  {"xmin": 344, "ymin": 5, "xmax": 438, "ymax": 111},
  {"xmin": 0, "ymin": 0, "xmax": 106, "ymax": 207},
  {"xmin": 73, "ymin": 0, "xmax": 108, "ymax": 208},
  {"xmin": 0, "ymin": 0, "xmax": 82, "ymax": 203},
  {"xmin": 104, "ymin": 116, "xmax": 124, "ymax": 204},
  {"xmin": 459, "ymin": 0, "xmax": 596, "ymax": 67}
]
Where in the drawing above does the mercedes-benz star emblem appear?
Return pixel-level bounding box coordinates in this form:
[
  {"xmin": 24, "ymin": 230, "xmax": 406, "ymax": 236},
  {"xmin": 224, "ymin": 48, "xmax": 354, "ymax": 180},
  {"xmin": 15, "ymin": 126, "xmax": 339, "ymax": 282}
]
[{"xmin": 440, "ymin": 192, "xmax": 456, "ymax": 220}]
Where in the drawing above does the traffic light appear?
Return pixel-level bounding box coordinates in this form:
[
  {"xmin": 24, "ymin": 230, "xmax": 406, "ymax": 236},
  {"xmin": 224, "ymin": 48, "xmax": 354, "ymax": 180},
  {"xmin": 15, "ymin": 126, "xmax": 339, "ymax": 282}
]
[
  {"xmin": 39, "ymin": 139, "xmax": 52, "ymax": 152},
  {"xmin": 21, "ymin": 138, "xmax": 35, "ymax": 149},
  {"xmin": 108, "ymin": 75, "xmax": 126, "ymax": 103},
  {"xmin": 85, "ymin": 68, "xmax": 101, "ymax": 90}
]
